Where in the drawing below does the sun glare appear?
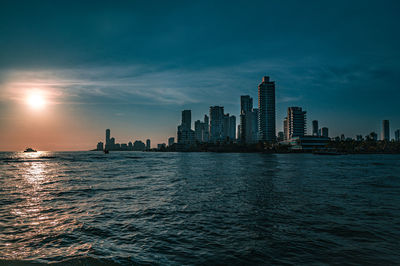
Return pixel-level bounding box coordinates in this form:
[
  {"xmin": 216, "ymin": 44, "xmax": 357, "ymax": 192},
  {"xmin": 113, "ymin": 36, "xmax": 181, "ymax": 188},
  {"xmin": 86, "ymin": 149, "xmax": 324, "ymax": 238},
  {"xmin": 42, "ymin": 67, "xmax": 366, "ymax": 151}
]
[{"xmin": 27, "ymin": 92, "xmax": 46, "ymax": 110}]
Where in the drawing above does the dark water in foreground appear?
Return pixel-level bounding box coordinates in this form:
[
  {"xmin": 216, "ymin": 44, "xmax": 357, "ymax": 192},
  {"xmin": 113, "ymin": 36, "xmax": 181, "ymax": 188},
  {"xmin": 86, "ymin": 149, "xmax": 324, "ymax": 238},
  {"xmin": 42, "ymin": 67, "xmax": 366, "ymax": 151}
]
[{"xmin": 0, "ymin": 152, "xmax": 399, "ymax": 265}]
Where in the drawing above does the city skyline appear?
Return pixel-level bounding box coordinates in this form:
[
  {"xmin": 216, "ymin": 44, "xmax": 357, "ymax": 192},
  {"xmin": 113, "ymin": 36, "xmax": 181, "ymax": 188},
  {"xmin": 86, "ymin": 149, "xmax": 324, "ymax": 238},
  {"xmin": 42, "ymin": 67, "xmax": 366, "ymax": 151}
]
[
  {"xmin": 95, "ymin": 73, "xmax": 399, "ymax": 152},
  {"xmin": 1, "ymin": 0, "xmax": 400, "ymax": 150}
]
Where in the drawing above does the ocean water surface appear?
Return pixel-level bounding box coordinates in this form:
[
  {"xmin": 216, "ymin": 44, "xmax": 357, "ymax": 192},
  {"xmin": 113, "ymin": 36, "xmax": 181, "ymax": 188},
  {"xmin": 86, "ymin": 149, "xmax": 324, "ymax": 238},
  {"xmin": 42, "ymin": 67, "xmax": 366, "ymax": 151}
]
[{"xmin": 0, "ymin": 151, "xmax": 399, "ymax": 265}]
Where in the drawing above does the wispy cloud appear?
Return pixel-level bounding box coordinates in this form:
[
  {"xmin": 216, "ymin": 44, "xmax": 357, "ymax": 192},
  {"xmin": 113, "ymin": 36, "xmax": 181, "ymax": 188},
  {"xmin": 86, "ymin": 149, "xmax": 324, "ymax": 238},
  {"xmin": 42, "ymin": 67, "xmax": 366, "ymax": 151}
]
[{"xmin": 1, "ymin": 59, "xmax": 399, "ymax": 110}]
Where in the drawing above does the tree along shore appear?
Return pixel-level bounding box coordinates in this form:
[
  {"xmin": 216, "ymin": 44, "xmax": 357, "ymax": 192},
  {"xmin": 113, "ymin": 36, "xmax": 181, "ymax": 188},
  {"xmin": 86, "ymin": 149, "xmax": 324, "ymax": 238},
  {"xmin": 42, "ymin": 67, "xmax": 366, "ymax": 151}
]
[{"xmin": 150, "ymin": 140, "xmax": 400, "ymax": 154}]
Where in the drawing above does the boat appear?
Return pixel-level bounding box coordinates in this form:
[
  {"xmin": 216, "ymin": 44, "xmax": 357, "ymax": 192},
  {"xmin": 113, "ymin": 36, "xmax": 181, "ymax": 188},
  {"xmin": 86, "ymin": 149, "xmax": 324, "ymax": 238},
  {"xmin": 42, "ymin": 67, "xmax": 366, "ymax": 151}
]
[{"xmin": 24, "ymin": 147, "xmax": 37, "ymax": 153}]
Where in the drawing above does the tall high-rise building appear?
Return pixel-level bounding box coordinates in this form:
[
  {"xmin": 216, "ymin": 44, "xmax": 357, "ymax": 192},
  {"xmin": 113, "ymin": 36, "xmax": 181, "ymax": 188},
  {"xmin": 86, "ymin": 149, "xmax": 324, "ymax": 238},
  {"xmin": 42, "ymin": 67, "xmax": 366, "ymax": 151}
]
[
  {"xmin": 168, "ymin": 137, "xmax": 175, "ymax": 147},
  {"xmin": 96, "ymin": 142, "xmax": 104, "ymax": 151},
  {"xmin": 319, "ymin": 127, "xmax": 329, "ymax": 138},
  {"xmin": 223, "ymin": 113, "xmax": 236, "ymax": 142},
  {"xmin": 382, "ymin": 120, "xmax": 390, "ymax": 141},
  {"xmin": 110, "ymin": 137, "xmax": 115, "ymax": 150},
  {"xmin": 312, "ymin": 120, "xmax": 319, "ymax": 136},
  {"xmin": 241, "ymin": 95, "xmax": 253, "ymax": 114},
  {"xmin": 229, "ymin": 115, "xmax": 236, "ymax": 141},
  {"xmin": 194, "ymin": 115, "xmax": 209, "ymax": 143},
  {"xmin": 258, "ymin": 76, "xmax": 276, "ymax": 142},
  {"xmin": 209, "ymin": 106, "xmax": 224, "ymax": 142},
  {"xmin": 178, "ymin": 110, "xmax": 195, "ymax": 145},
  {"xmin": 285, "ymin": 107, "xmax": 306, "ymax": 140},
  {"xmin": 240, "ymin": 95, "xmax": 258, "ymax": 143},
  {"xmin": 395, "ymin": 129, "xmax": 400, "ymax": 142},
  {"xmin": 203, "ymin": 115, "xmax": 209, "ymax": 141},
  {"xmin": 283, "ymin": 117, "xmax": 288, "ymax": 141},
  {"xmin": 106, "ymin": 129, "xmax": 110, "ymax": 142},
  {"xmin": 240, "ymin": 95, "xmax": 252, "ymax": 143},
  {"xmin": 105, "ymin": 129, "xmax": 111, "ymax": 150},
  {"xmin": 251, "ymin": 108, "xmax": 259, "ymax": 142},
  {"xmin": 181, "ymin": 110, "xmax": 192, "ymax": 130},
  {"xmin": 146, "ymin": 139, "xmax": 151, "ymax": 150}
]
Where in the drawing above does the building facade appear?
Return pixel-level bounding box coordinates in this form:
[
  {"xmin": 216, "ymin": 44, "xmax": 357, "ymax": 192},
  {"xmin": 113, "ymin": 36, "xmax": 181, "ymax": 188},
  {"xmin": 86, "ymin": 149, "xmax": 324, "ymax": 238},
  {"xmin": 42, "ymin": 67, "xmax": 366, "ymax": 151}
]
[
  {"xmin": 289, "ymin": 136, "xmax": 330, "ymax": 151},
  {"xmin": 194, "ymin": 115, "xmax": 209, "ymax": 143},
  {"xmin": 209, "ymin": 106, "xmax": 224, "ymax": 142},
  {"xmin": 96, "ymin": 142, "xmax": 103, "ymax": 151},
  {"xmin": 146, "ymin": 139, "xmax": 151, "ymax": 150},
  {"xmin": 240, "ymin": 95, "xmax": 258, "ymax": 143},
  {"xmin": 382, "ymin": 120, "xmax": 390, "ymax": 141},
  {"xmin": 168, "ymin": 137, "xmax": 175, "ymax": 147},
  {"xmin": 319, "ymin": 127, "xmax": 329, "ymax": 138},
  {"xmin": 258, "ymin": 76, "xmax": 276, "ymax": 142},
  {"xmin": 181, "ymin": 110, "xmax": 191, "ymax": 130},
  {"xmin": 177, "ymin": 110, "xmax": 195, "ymax": 145},
  {"xmin": 285, "ymin": 107, "xmax": 307, "ymax": 140},
  {"xmin": 312, "ymin": 120, "xmax": 319, "ymax": 136},
  {"xmin": 105, "ymin": 129, "xmax": 111, "ymax": 150},
  {"xmin": 223, "ymin": 113, "xmax": 236, "ymax": 142}
]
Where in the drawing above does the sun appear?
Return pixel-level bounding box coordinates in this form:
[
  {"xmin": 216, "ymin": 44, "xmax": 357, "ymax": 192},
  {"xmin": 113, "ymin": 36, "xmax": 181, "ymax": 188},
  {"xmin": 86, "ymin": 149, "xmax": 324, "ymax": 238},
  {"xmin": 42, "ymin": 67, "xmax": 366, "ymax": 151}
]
[{"xmin": 27, "ymin": 92, "xmax": 46, "ymax": 110}]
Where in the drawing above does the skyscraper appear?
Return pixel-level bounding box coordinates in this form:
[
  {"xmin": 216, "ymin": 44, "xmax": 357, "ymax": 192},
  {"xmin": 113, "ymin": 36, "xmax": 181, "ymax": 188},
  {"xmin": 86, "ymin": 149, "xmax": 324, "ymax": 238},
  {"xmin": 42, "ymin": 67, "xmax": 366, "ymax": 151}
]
[
  {"xmin": 177, "ymin": 110, "xmax": 195, "ymax": 145},
  {"xmin": 229, "ymin": 115, "xmax": 236, "ymax": 141},
  {"xmin": 382, "ymin": 120, "xmax": 390, "ymax": 141},
  {"xmin": 258, "ymin": 76, "xmax": 276, "ymax": 142},
  {"xmin": 395, "ymin": 129, "xmax": 400, "ymax": 142},
  {"xmin": 105, "ymin": 129, "xmax": 111, "ymax": 150},
  {"xmin": 203, "ymin": 115, "xmax": 210, "ymax": 142},
  {"xmin": 223, "ymin": 113, "xmax": 236, "ymax": 142},
  {"xmin": 283, "ymin": 117, "xmax": 288, "ymax": 141},
  {"xmin": 251, "ymin": 108, "xmax": 259, "ymax": 142},
  {"xmin": 209, "ymin": 106, "xmax": 224, "ymax": 142},
  {"xmin": 319, "ymin": 127, "xmax": 329, "ymax": 138},
  {"xmin": 312, "ymin": 120, "xmax": 319, "ymax": 136},
  {"xmin": 240, "ymin": 95, "xmax": 252, "ymax": 143},
  {"xmin": 240, "ymin": 95, "xmax": 253, "ymax": 114},
  {"xmin": 195, "ymin": 117, "xmax": 209, "ymax": 143},
  {"xmin": 181, "ymin": 110, "xmax": 191, "ymax": 130},
  {"xmin": 285, "ymin": 107, "xmax": 307, "ymax": 140},
  {"xmin": 96, "ymin": 142, "xmax": 104, "ymax": 151},
  {"xmin": 146, "ymin": 139, "xmax": 151, "ymax": 150},
  {"xmin": 240, "ymin": 95, "xmax": 258, "ymax": 143},
  {"xmin": 168, "ymin": 137, "xmax": 175, "ymax": 147}
]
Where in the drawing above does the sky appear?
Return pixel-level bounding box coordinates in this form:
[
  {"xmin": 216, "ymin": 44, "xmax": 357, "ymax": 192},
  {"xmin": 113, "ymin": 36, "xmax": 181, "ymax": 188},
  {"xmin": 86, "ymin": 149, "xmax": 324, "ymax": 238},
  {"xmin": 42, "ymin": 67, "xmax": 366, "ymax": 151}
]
[{"xmin": 0, "ymin": 0, "xmax": 400, "ymax": 150}]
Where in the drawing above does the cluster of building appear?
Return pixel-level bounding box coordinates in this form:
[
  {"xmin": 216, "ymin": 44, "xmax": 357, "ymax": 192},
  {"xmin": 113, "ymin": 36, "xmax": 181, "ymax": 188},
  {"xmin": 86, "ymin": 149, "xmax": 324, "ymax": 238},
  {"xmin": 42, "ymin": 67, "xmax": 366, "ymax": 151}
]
[
  {"xmin": 95, "ymin": 76, "xmax": 400, "ymax": 152},
  {"xmin": 347, "ymin": 120, "xmax": 400, "ymax": 142},
  {"xmin": 96, "ymin": 129, "xmax": 151, "ymax": 151},
  {"xmin": 177, "ymin": 108, "xmax": 237, "ymax": 146},
  {"xmin": 176, "ymin": 76, "xmax": 276, "ymax": 148},
  {"xmin": 172, "ymin": 76, "xmax": 331, "ymax": 150}
]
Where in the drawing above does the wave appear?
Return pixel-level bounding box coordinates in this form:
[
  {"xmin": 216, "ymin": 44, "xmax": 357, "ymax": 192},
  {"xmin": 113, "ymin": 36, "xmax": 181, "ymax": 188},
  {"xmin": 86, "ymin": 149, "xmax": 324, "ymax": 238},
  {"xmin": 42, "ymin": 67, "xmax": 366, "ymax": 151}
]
[{"xmin": 0, "ymin": 256, "xmax": 145, "ymax": 265}]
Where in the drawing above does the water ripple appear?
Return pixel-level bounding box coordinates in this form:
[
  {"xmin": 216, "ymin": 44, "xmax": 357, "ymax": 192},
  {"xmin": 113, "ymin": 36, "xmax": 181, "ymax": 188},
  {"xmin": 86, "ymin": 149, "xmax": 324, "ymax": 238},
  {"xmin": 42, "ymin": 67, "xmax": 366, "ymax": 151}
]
[{"xmin": 0, "ymin": 152, "xmax": 399, "ymax": 264}]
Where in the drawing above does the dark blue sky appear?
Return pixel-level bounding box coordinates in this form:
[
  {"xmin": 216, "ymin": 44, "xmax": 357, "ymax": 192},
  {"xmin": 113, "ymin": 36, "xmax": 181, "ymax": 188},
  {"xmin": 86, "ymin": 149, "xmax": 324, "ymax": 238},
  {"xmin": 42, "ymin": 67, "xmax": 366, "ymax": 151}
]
[{"xmin": 1, "ymin": 0, "xmax": 400, "ymax": 149}]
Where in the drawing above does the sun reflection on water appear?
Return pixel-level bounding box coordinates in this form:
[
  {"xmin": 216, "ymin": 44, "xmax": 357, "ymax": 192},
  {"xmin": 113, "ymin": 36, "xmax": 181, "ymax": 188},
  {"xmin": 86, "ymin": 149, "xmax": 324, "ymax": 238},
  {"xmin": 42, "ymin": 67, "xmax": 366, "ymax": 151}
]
[{"xmin": 1, "ymin": 151, "xmax": 87, "ymax": 261}]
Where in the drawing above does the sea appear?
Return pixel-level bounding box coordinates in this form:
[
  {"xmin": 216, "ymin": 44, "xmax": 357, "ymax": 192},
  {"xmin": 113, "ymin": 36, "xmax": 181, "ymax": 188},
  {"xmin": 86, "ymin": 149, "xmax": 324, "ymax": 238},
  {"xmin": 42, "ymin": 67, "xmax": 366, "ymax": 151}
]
[{"xmin": 0, "ymin": 151, "xmax": 399, "ymax": 265}]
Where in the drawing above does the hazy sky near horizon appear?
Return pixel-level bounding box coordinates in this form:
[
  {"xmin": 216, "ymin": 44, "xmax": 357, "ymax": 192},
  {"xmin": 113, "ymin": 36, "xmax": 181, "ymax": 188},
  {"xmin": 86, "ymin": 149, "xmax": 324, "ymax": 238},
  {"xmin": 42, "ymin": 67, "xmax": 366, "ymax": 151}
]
[{"xmin": 1, "ymin": 0, "xmax": 400, "ymax": 150}]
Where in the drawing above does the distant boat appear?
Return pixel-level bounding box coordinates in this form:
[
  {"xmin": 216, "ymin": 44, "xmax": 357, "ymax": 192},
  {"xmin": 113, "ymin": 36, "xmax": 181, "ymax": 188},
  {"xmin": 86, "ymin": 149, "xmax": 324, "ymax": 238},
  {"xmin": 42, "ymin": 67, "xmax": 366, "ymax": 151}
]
[{"xmin": 24, "ymin": 147, "xmax": 37, "ymax": 153}]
